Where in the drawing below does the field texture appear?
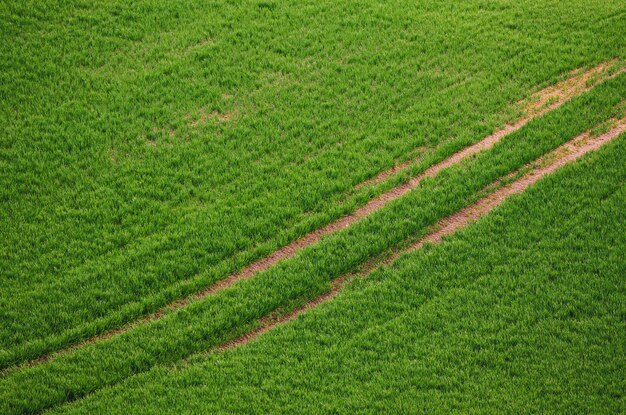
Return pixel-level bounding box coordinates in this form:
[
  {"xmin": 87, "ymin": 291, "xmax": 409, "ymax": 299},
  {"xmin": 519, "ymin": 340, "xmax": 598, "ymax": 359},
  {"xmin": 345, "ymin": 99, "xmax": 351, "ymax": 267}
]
[{"xmin": 1, "ymin": 0, "xmax": 625, "ymax": 413}]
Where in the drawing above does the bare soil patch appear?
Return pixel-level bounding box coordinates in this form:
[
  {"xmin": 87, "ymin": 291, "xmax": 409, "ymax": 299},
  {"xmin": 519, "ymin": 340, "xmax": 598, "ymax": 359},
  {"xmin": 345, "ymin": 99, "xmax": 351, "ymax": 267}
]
[{"xmin": 187, "ymin": 108, "xmax": 235, "ymax": 127}]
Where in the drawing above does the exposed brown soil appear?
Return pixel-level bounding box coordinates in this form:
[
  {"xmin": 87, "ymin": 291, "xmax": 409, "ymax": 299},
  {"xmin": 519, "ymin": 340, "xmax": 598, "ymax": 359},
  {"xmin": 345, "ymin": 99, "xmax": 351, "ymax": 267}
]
[
  {"xmin": 214, "ymin": 117, "xmax": 625, "ymax": 351},
  {"xmin": 14, "ymin": 61, "xmax": 621, "ymax": 372},
  {"xmin": 188, "ymin": 109, "xmax": 235, "ymax": 127}
]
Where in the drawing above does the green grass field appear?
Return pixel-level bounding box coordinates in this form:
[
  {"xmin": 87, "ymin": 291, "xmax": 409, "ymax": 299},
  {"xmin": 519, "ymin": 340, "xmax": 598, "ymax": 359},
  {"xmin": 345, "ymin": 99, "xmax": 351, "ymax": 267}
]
[
  {"xmin": 1, "ymin": 0, "xmax": 625, "ymax": 413},
  {"xmin": 53, "ymin": 124, "xmax": 626, "ymax": 415}
]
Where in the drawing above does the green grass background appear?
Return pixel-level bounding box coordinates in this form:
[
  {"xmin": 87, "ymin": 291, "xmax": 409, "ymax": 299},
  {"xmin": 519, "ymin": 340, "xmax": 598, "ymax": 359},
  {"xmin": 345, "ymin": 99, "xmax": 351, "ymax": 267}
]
[{"xmin": 1, "ymin": 0, "xmax": 625, "ymax": 362}]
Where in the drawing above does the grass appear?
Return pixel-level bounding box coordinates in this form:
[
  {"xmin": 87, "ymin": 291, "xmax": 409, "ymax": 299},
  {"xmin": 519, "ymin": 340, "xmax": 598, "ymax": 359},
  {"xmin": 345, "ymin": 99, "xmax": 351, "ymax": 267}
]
[
  {"xmin": 1, "ymin": 0, "xmax": 625, "ymax": 366},
  {"xmin": 51, "ymin": 129, "xmax": 626, "ymax": 414},
  {"xmin": 2, "ymin": 1, "xmax": 626, "ymax": 413},
  {"xmin": 1, "ymin": 71, "xmax": 624, "ymax": 415}
]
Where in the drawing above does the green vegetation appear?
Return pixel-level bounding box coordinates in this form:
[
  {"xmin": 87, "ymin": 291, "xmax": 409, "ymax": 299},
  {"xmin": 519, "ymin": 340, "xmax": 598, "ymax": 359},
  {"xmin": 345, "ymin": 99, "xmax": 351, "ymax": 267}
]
[
  {"xmin": 1, "ymin": 71, "xmax": 624, "ymax": 415},
  {"xmin": 1, "ymin": 0, "xmax": 625, "ymax": 368},
  {"xmin": 53, "ymin": 131, "xmax": 626, "ymax": 414},
  {"xmin": 2, "ymin": 0, "xmax": 625, "ymax": 413}
]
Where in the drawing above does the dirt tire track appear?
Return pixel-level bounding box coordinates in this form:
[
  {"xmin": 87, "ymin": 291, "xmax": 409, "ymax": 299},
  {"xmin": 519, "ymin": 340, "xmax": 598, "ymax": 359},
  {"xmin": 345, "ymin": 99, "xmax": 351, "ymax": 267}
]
[
  {"xmin": 358, "ymin": 60, "xmax": 623, "ymax": 188},
  {"xmin": 216, "ymin": 275, "xmax": 349, "ymax": 352},
  {"xmin": 12, "ymin": 61, "xmax": 622, "ymax": 371},
  {"xmin": 215, "ymin": 118, "xmax": 626, "ymax": 351}
]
